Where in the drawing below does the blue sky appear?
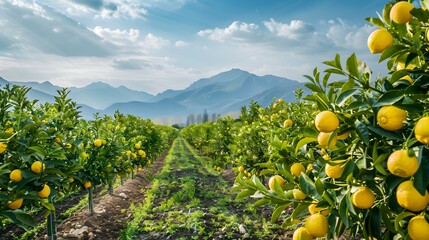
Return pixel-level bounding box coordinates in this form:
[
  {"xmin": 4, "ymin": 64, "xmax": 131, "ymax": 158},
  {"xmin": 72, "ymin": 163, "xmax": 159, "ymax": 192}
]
[{"xmin": 0, "ymin": 0, "xmax": 390, "ymax": 94}]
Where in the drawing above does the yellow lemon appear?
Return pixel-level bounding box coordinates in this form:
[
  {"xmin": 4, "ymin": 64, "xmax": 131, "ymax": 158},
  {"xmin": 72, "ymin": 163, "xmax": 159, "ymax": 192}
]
[
  {"xmin": 396, "ymin": 180, "xmax": 429, "ymax": 212},
  {"xmin": 415, "ymin": 117, "xmax": 429, "ymax": 145},
  {"xmin": 93, "ymin": 139, "xmax": 102, "ymax": 147},
  {"xmin": 387, "ymin": 149, "xmax": 418, "ymax": 178},
  {"xmin": 268, "ymin": 175, "xmax": 285, "ymax": 190},
  {"xmin": 37, "ymin": 184, "xmax": 51, "ymax": 198},
  {"xmin": 0, "ymin": 142, "xmax": 7, "ymax": 154},
  {"xmin": 305, "ymin": 213, "xmax": 328, "ymax": 237},
  {"xmin": 238, "ymin": 166, "xmax": 245, "ymax": 173},
  {"xmin": 283, "ymin": 119, "xmax": 293, "ymax": 128},
  {"xmin": 308, "ymin": 203, "xmax": 329, "ymax": 216},
  {"xmin": 31, "ymin": 161, "xmax": 45, "ymax": 174},
  {"xmin": 84, "ymin": 181, "xmax": 92, "ymax": 189},
  {"xmin": 138, "ymin": 150, "xmax": 146, "ymax": 157},
  {"xmin": 317, "ymin": 132, "xmax": 337, "ymax": 149},
  {"xmin": 352, "ymin": 186, "xmax": 375, "ymax": 209},
  {"xmin": 135, "ymin": 143, "xmax": 141, "ymax": 149},
  {"xmin": 8, "ymin": 198, "xmax": 23, "ymax": 210},
  {"xmin": 290, "ymin": 163, "xmax": 305, "ymax": 177},
  {"xmin": 390, "ymin": 1, "xmax": 414, "ymax": 24},
  {"xmin": 293, "ymin": 189, "xmax": 307, "ymax": 200},
  {"xmin": 325, "ymin": 164, "xmax": 345, "ymax": 179},
  {"xmin": 408, "ymin": 215, "xmax": 429, "ymax": 240},
  {"xmin": 336, "ymin": 131, "xmax": 350, "ymax": 140},
  {"xmin": 293, "ymin": 227, "xmax": 313, "ymax": 240},
  {"xmin": 315, "ymin": 111, "xmax": 339, "ymax": 132},
  {"xmin": 10, "ymin": 169, "xmax": 23, "ymax": 182},
  {"xmin": 377, "ymin": 105, "xmax": 407, "ymax": 131},
  {"xmin": 400, "ymin": 75, "xmax": 413, "ymax": 85},
  {"xmin": 367, "ymin": 29, "xmax": 393, "ymax": 54}
]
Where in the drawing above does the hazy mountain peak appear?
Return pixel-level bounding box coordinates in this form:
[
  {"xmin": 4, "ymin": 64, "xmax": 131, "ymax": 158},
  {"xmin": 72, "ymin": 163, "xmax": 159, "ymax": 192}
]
[{"xmin": 84, "ymin": 81, "xmax": 112, "ymax": 89}]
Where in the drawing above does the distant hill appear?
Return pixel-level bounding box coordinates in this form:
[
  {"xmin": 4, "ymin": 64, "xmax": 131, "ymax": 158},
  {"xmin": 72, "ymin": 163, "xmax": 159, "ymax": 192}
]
[{"xmin": 0, "ymin": 69, "xmax": 307, "ymax": 121}]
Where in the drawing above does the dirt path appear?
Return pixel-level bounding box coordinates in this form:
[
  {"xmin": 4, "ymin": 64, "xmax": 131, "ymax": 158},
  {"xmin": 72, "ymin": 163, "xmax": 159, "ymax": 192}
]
[{"xmin": 48, "ymin": 149, "xmax": 169, "ymax": 240}]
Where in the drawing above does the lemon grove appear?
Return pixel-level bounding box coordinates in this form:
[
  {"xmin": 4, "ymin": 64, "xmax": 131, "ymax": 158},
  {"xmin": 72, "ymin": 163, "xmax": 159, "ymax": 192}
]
[{"xmin": 182, "ymin": 0, "xmax": 429, "ymax": 239}]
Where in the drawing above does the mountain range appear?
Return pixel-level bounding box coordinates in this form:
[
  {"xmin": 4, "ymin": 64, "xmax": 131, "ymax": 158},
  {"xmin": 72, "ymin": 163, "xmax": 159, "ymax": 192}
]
[{"xmin": 0, "ymin": 69, "xmax": 308, "ymax": 122}]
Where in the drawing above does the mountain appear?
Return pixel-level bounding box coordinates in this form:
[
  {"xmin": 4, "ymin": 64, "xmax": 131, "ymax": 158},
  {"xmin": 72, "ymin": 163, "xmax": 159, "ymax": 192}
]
[{"xmin": 0, "ymin": 69, "xmax": 307, "ymax": 122}]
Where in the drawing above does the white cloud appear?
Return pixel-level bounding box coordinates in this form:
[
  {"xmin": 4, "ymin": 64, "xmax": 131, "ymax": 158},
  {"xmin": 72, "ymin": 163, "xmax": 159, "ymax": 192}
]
[
  {"xmin": 197, "ymin": 21, "xmax": 260, "ymax": 42},
  {"xmin": 326, "ymin": 19, "xmax": 375, "ymax": 50},
  {"xmin": 10, "ymin": 0, "xmax": 53, "ymax": 20},
  {"xmin": 264, "ymin": 18, "xmax": 315, "ymax": 40},
  {"xmin": 175, "ymin": 40, "xmax": 189, "ymax": 47}
]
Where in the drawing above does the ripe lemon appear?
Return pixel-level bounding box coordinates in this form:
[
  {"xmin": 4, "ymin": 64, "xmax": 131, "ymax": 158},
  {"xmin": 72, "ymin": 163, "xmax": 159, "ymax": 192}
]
[
  {"xmin": 387, "ymin": 149, "xmax": 418, "ymax": 178},
  {"xmin": 390, "ymin": 1, "xmax": 414, "ymax": 24},
  {"xmin": 93, "ymin": 139, "xmax": 102, "ymax": 147},
  {"xmin": 317, "ymin": 132, "xmax": 337, "ymax": 149},
  {"xmin": 396, "ymin": 180, "xmax": 429, "ymax": 212},
  {"xmin": 408, "ymin": 215, "xmax": 429, "ymax": 240},
  {"xmin": 306, "ymin": 163, "xmax": 314, "ymax": 172},
  {"xmin": 0, "ymin": 142, "xmax": 7, "ymax": 154},
  {"xmin": 325, "ymin": 164, "xmax": 345, "ymax": 179},
  {"xmin": 238, "ymin": 166, "xmax": 245, "ymax": 173},
  {"xmin": 336, "ymin": 131, "xmax": 350, "ymax": 140},
  {"xmin": 293, "ymin": 189, "xmax": 307, "ymax": 200},
  {"xmin": 315, "ymin": 111, "xmax": 339, "ymax": 132},
  {"xmin": 84, "ymin": 181, "xmax": 92, "ymax": 189},
  {"xmin": 37, "ymin": 184, "xmax": 51, "ymax": 198},
  {"xmin": 10, "ymin": 169, "xmax": 23, "ymax": 182},
  {"xmin": 293, "ymin": 227, "xmax": 312, "ymax": 240},
  {"xmin": 305, "ymin": 213, "xmax": 328, "ymax": 237},
  {"xmin": 283, "ymin": 119, "xmax": 293, "ymax": 128},
  {"xmin": 308, "ymin": 203, "xmax": 329, "ymax": 216},
  {"xmin": 135, "ymin": 143, "xmax": 141, "ymax": 149},
  {"xmin": 8, "ymin": 198, "xmax": 23, "ymax": 210},
  {"xmin": 268, "ymin": 175, "xmax": 285, "ymax": 190},
  {"xmin": 352, "ymin": 186, "xmax": 375, "ymax": 209},
  {"xmin": 138, "ymin": 150, "xmax": 146, "ymax": 157},
  {"xmin": 396, "ymin": 60, "xmax": 417, "ymax": 70},
  {"xmin": 290, "ymin": 163, "xmax": 305, "ymax": 177},
  {"xmin": 31, "ymin": 161, "xmax": 45, "ymax": 174},
  {"xmin": 377, "ymin": 105, "xmax": 407, "ymax": 131},
  {"xmin": 400, "ymin": 75, "xmax": 413, "ymax": 85},
  {"xmin": 367, "ymin": 29, "xmax": 393, "ymax": 54},
  {"xmin": 69, "ymin": 178, "xmax": 74, "ymax": 183},
  {"xmin": 415, "ymin": 117, "xmax": 429, "ymax": 144}
]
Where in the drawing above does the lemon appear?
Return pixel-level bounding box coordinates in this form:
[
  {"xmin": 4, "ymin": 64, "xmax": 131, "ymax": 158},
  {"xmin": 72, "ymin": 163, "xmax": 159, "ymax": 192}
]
[
  {"xmin": 400, "ymin": 75, "xmax": 413, "ymax": 85},
  {"xmin": 268, "ymin": 175, "xmax": 285, "ymax": 190},
  {"xmin": 415, "ymin": 117, "xmax": 429, "ymax": 144},
  {"xmin": 135, "ymin": 143, "xmax": 141, "ymax": 149},
  {"xmin": 69, "ymin": 178, "xmax": 74, "ymax": 183},
  {"xmin": 325, "ymin": 164, "xmax": 345, "ymax": 179},
  {"xmin": 10, "ymin": 169, "xmax": 23, "ymax": 182},
  {"xmin": 138, "ymin": 150, "xmax": 146, "ymax": 157},
  {"xmin": 315, "ymin": 111, "xmax": 339, "ymax": 132},
  {"xmin": 408, "ymin": 215, "xmax": 429, "ymax": 240},
  {"xmin": 390, "ymin": 1, "xmax": 414, "ymax": 24},
  {"xmin": 396, "ymin": 180, "xmax": 429, "ymax": 212},
  {"xmin": 238, "ymin": 166, "xmax": 245, "ymax": 173},
  {"xmin": 306, "ymin": 163, "xmax": 314, "ymax": 172},
  {"xmin": 8, "ymin": 198, "xmax": 23, "ymax": 210},
  {"xmin": 308, "ymin": 203, "xmax": 329, "ymax": 216},
  {"xmin": 305, "ymin": 213, "xmax": 328, "ymax": 237},
  {"xmin": 290, "ymin": 163, "xmax": 305, "ymax": 177},
  {"xmin": 293, "ymin": 189, "xmax": 307, "ymax": 200},
  {"xmin": 283, "ymin": 119, "xmax": 293, "ymax": 128},
  {"xmin": 31, "ymin": 161, "xmax": 45, "ymax": 174},
  {"xmin": 397, "ymin": 60, "xmax": 417, "ymax": 70},
  {"xmin": 37, "ymin": 184, "xmax": 51, "ymax": 198},
  {"xmin": 387, "ymin": 149, "xmax": 418, "ymax": 178},
  {"xmin": 367, "ymin": 29, "xmax": 393, "ymax": 54},
  {"xmin": 293, "ymin": 227, "xmax": 313, "ymax": 240},
  {"xmin": 93, "ymin": 139, "xmax": 102, "ymax": 147},
  {"xmin": 84, "ymin": 181, "xmax": 92, "ymax": 189},
  {"xmin": 0, "ymin": 142, "xmax": 7, "ymax": 154},
  {"xmin": 317, "ymin": 132, "xmax": 337, "ymax": 149},
  {"xmin": 352, "ymin": 186, "xmax": 375, "ymax": 209},
  {"xmin": 336, "ymin": 131, "xmax": 350, "ymax": 140},
  {"xmin": 377, "ymin": 105, "xmax": 407, "ymax": 131}
]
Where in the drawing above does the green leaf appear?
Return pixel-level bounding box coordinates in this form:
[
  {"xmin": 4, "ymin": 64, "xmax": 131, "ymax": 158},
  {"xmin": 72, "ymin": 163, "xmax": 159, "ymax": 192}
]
[
  {"xmin": 365, "ymin": 17, "xmax": 385, "ymax": 29},
  {"xmin": 346, "ymin": 101, "xmax": 370, "ymax": 111},
  {"xmin": 346, "ymin": 53, "xmax": 359, "ymax": 79},
  {"xmin": 379, "ymin": 45, "xmax": 408, "ymax": 63},
  {"xmin": 373, "ymin": 90, "xmax": 404, "ymax": 107},
  {"xmin": 291, "ymin": 203, "xmax": 310, "ymax": 219},
  {"xmin": 14, "ymin": 210, "xmax": 37, "ymax": 228},
  {"xmin": 380, "ymin": 204, "xmax": 396, "ymax": 233},
  {"xmin": 299, "ymin": 174, "xmax": 321, "ymax": 200},
  {"xmin": 305, "ymin": 83, "xmax": 323, "ymax": 94},
  {"xmin": 295, "ymin": 137, "xmax": 317, "ymax": 154},
  {"xmin": 236, "ymin": 189, "xmax": 255, "ymax": 201},
  {"xmin": 395, "ymin": 212, "xmax": 415, "ymax": 237},
  {"xmin": 271, "ymin": 204, "xmax": 290, "ymax": 223},
  {"xmin": 355, "ymin": 120, "xmax": 369, "ymax": 145},
  {"xmin": 336, "ymin": 89, "xmax": 359, "ymax": 106},
  {"xmin": 253, "ymin": 198, "xmax": 270, "ymax": 208},
  {"xmin": 367, "ymin": 126, "xmax": 402, "ymax": 141},
  {"xmin": 338, "ymin": 193, "xmax": 351, "ymax": 228},
  {"xmin": 368, "ymin": 207, "xmax": 382, "ymax": 240},
  {"xmin": 413, "ymin": 146, "xmax": 429, "ymax": 195}
]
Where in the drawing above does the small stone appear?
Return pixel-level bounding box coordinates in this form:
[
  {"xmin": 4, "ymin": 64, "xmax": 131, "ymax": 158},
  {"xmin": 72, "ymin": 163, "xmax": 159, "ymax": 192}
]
[
  {"xmin": 243, "ymin": 233, "xmax": 250, "ymax": 239},
  {"xmin": 119, "ymin": 192, "xmax": 127, "ymax": 199},
  {"xmin": 238, "ymin": 224, "xmax": 247, "ymax": 234},
  {"xmin": 65, "ymin": 233, "xmax": 79, "ymax": 239},
  {"xmin": 72, "ymin": 226, "xmax": 88, "ymax": 236}
]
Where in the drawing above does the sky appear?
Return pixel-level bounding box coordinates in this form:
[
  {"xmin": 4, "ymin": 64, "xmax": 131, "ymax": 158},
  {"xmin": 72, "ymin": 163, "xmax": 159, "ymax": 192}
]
[{"xmin": 0, "ymin": 0, "xmax": 392, "ymax": 94}]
